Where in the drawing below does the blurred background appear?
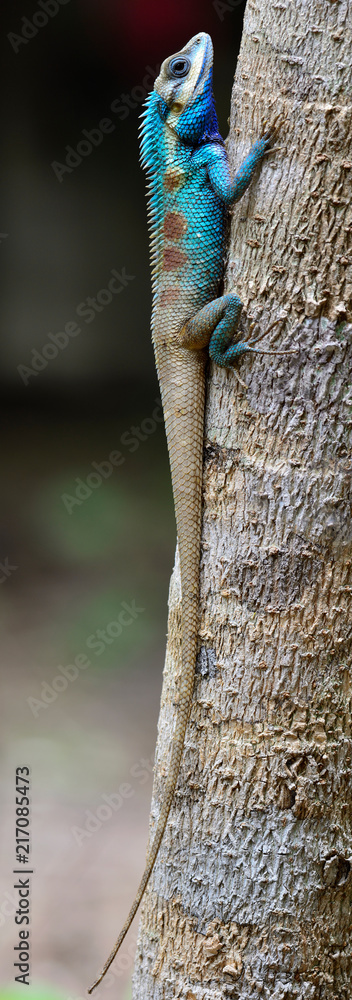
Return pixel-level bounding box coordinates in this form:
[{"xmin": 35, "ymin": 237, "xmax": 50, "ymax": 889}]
[{"xmin": 1, "ymin": 2, "xmax": 246, "ymax": 997}]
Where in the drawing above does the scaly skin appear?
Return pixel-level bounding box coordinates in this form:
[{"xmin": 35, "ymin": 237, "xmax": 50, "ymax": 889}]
[{"xmin": 88, "ymin": 31, "xmax": 280, "ymax": 993}]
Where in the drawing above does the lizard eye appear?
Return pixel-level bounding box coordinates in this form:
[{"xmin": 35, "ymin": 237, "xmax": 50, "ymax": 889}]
[{"xmin": 168, "ymin": 56, "xmax": 191, "ymax": 79}]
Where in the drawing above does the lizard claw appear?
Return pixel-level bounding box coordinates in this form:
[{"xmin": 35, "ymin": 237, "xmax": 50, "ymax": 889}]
[
  {"xmin": 245, "ymin": 314, "xmax": 300, "ymax": 356},
  {"xmin": 261, "ymin": 111, "xmax": 286, "ymax": 148}
]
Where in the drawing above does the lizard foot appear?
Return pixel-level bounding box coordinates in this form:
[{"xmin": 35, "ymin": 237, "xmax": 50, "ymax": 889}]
[
  {"xmin": 261, "ymin": 110, "xmax": 286, "ymax": 147},
  {"xmin": 244, "ymin": 316, "xmax": 299, "ymax": 356}
]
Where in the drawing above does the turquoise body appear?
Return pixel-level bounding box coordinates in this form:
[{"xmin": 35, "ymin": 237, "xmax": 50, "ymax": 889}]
[{"xmin": 140, "ymin": 76, "xmax": 271, "ymax": 361}]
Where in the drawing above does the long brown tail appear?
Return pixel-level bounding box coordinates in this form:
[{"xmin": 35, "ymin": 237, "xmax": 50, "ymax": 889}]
[
  {"xmin": 87, "ymin": 656, "xmax": 195, "ymax": 994},
  {"xmin": 88, "ymin": 344, "xmax": 204, "ymax": 994}
]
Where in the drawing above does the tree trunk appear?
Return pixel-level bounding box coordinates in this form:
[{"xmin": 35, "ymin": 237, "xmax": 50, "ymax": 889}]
[{"xmin": 133, "ymin": 1, "xmax": 352, "ymax": 997}]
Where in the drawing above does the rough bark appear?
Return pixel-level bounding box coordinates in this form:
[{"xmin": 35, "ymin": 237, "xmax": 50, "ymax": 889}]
[{"xmin": 133, "ymin": 1, "xmax": 352, "ymax": 997}]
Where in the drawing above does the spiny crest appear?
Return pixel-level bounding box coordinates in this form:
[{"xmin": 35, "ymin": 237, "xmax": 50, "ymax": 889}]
[
  {"xmin": 139, "ymin": 91, "xmax": 165, "ymax": 174},
  {"xmin": 139, "ymin": 92, "xmax": 165, "ymax": 288}
]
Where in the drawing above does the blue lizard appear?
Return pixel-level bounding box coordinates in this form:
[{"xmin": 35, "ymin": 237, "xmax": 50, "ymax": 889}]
[{"xmin": 89, "ymin": 31, "xmax": 286, "ymax": 992}]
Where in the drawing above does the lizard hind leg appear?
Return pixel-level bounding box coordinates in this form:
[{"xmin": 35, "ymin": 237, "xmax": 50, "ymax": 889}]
[
  {"xmin": 177, "ymin": 293, "xmax": 296, "ymax": 369},
  {"xmin": 178, "ymin": 291, "xmax": 269, "ymax": 368},
  {"xmin": 177, "ymin": 292, "xmax": 256, "ymax": 367},
  {"xmin": 207, "ymin": 294, "xmax": 296, "ymax": 366},
  {"xmin": 177, "ymin": 293, "xmax": 243, "ymax": 352}
]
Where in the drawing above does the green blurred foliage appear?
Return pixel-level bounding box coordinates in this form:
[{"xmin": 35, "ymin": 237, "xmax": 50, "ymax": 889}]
[{"xmin": 0, "ymin": 989, "xmax": 64, "ymax": 1000}]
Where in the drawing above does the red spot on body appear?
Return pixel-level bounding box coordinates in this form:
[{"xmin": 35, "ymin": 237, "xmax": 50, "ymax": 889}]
[
  {"xmin": 163, "ymin": 211, "xmax": 188, "ymax": 240},
  {"xmin": 162, "ymin": 247, "xmax": 188, "ymax": 271},
  {"xmin": 160, "ymin": 288, "xmax": 180, "ymax": 307}
]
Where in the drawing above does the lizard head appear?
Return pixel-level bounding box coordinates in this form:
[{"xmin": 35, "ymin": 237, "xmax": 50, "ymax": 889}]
[{"xmin": 154, "ymin": 32, "xmax": 222, "ymax": 146}]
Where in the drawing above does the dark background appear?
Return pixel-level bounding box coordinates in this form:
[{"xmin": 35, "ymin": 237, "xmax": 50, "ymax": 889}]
[{"xmin": 1, "ymin": 2, "xmax": 245, "ymax": 997}]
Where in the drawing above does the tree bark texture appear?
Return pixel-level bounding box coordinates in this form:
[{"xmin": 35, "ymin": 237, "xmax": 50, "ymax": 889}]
[{"xmin": 133, "ymin": 1, "xmax": 352, "ymax": 997}]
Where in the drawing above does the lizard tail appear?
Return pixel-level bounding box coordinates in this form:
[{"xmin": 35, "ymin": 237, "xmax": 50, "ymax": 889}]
[
  {"xmin": 87, "ymin": 652, "xmax": 195, "ymax": 994},
  {"xmin": 88, "ymin": 348, "xmax": 204, "ymax": 994}
]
